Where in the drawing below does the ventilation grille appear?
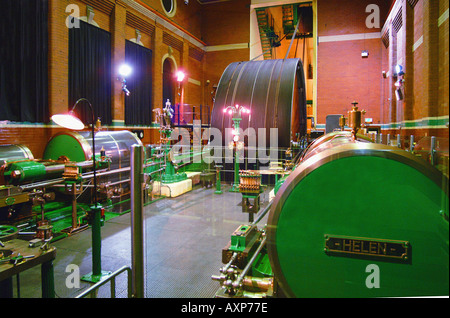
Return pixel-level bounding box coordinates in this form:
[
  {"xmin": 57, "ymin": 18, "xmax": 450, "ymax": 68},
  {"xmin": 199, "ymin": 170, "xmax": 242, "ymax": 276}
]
[
  {"xmin": 163, "ymin": 32, "xmax": 183, "ymax": 51},
  {"xmin": 407, "ymin": 0, "xmax": 419, "ymax": 8},
  {"xmin": 126, "ymin": 12, "xmax": 155, "ymax": 37},
  {"xmin": 382, "ymin": 29, "xmax": 390, "ymax": 48},
  {"xmin": 189, "ymin": 46, "xmax": 204, "ymax": 61},
  {"xmin": 392, "ymin": 9, "xmax": 403, "ymax": 33},
  {"xmin": 81, "ymin": 0, "xmax": 114, "ymax": 15}
]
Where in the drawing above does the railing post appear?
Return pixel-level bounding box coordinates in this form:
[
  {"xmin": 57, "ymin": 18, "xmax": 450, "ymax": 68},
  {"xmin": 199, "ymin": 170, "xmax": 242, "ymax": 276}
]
[
  {"xmin": 409, "ymin": 135, "xmax": 415, "ymax": 152},
  {"xmin": 207, "ymin": 105, "xmax": 210, "ymax": 126},
  {"xmin": 131, "ymin": 144, "xmax": 145, "ymax": 298},
  {"xmin": 430, "ymin": 136, "xmax": 436, "ymax": 166}
]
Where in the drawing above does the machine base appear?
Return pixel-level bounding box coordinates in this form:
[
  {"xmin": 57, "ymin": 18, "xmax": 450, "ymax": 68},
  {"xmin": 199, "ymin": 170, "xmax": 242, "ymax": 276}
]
[
  {"xmin": 153, "ymin": 179, "xmax": 192, "ymax": 198},
  {"xmin": 229, "ymin": 183, "xmax": 240, "ymax": 193},
  {"xmin": 81, "ymin": 270, "xmax": 113, "ymax": 284}
]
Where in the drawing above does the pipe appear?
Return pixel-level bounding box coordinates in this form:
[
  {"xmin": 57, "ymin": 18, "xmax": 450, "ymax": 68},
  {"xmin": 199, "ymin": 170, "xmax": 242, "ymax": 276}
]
[
  {"xmin": 82, "ymin": 167, "xmax": 130, "ymax": 179},
  {"xmin": 131, "ymin": 144, "xmax": 145, "ymax": 298},
  {"xmin": 220, "ymin": 252, "xmax": 238, "ymax": 274},
  {"xmin": 148, "ymin": 167, "xmax": 166, "ymax": 175},
  {"xmin": 252, "ymin": 201, "xmax": 273, "ymax": 226},
  {"xmin": 103, "ymin": 179, "xmax": 131, "ymax": 187},
  {"xmin": 20, "ymin": 178, "xmax": 65, "ymax": 190},
  {"xmin": 72, "ymin": 183, "xmax": 77, "ymax": 229},
  {"xmin": 410, "ymin": 135, "xmax": 415, "ymax": 152},
  {"xmin": 430, "ymin": 136, "xmax": 436, "ymax": 166},
  {"xmin": 242, "ymin": 276, "xmax": 272, "ymax": 292},
  {"xmin": 143, "ymin": 161, "xmax": 162, "ymax": 168}
]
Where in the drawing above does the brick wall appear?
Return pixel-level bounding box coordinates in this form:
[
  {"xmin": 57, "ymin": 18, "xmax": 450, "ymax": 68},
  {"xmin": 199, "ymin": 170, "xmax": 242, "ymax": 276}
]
[
  {"xmin": 2, "ymin": 0, "xmax": 447, "ymax": 158},
  {"xmin": 2, "ymin": 0, "xmax": 215, "ymax": 154},
  {"xmin": 438, "ymin": 0, "xmax": 449, "ymax": 118},
  {"xmin": 316, "ymin": 0, "xmax": 391, "ymax": 125},
  {"xmin": 317, "ymin": 38, "xmax": 384, "ymax": 123},
  {"xmin": 0, "ymin": 126, "xmax": 55, "ymax": 159},
  {"xmin": 316, "ymin": 0, "xmax": 448, "ymax": 141},
  {"xmin": 201, "ymin": 0, "xmax": 251, "ymax": 112},
  {"xmin": 380, "ymin": 0, "xmax": 449, "ymax": 140}
]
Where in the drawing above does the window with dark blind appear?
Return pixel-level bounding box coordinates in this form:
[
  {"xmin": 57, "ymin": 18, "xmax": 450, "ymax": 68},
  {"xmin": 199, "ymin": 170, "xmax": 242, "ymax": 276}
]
[
  {"xmin": 0, "ymin": 0, "xmax": 48, "ymax": 123},
  {"xmin": 69, "ymin": 19, "xmax": 112, "ymax": 125},
  {"xmin": 124, "ymin": 40, "xmax": 153, "ymax": 126}
]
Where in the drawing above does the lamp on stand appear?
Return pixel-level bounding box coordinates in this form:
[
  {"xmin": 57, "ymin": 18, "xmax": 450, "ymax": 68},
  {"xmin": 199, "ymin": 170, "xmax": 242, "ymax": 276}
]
[{"xmin": 51, "ymin": 98, "xmax": 111, "ymax": 283}]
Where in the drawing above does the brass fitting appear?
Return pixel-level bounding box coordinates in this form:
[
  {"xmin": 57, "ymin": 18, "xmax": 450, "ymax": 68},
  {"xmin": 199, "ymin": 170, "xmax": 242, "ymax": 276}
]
[{"xmin": 347, "ymin": 101, "xmax": 366, "ymax": 140}]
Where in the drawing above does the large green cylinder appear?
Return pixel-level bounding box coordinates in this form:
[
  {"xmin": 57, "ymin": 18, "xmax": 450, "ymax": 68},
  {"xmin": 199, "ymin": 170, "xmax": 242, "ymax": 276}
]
[
  {"xmin": 3, "ymin": 161, "xmax": 65, "ymax": 184},
  {"xmin": 267, "ymin": 133, "xmax": 449, "ymax": 297},
  {"xmin": 5, "ymin": 161, "xmax": 47, "ymax": 183}
]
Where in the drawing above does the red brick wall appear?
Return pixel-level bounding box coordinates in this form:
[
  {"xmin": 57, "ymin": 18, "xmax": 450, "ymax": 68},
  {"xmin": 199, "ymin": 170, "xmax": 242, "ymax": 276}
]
[
  {"xmin": 316, "ymin": 0, "xmax": 391, "ymax": 125},
  {"xmin": 381, "ymin": 37, "xmax": 390, "ymax": 124},
  {"xmin": 2, "ymin": 0, "xmax": 213, "ymax": 153},
  {"xmin": 2, "ymin": 0, "xmax": 447, "ymax": 158},
  {"xmin": 201, "ymin": 0, "xmax": 250, "ymax": 45},
  {"xmin": 382, "ymin": 0, "xmax": 449, "ymax": 139},
  {"xmin": 139, "ymin": 0, "xmax": 203, "ymax": 39},
  {"xmin": 0, "ymin": 126, "xmax": 54, "ymax": 159},
  {"xmin": 201, "ymin": 0, "xmax": 251, "ymax": 114},
  {"xmin": 438, "ymin": 0, "xmax": 449, "ymax": 118},
  {"xmin": 317, "ymin": 39, "xmax": 384, "ymax": 123},
  {"xmin": 317, "ymin": 0, "xmax": 448, "ymax": 141}
]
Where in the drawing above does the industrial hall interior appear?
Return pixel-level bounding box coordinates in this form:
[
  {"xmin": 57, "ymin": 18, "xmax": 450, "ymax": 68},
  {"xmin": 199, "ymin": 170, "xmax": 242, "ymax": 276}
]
[{"xmin": 0, "ymin": 0, "xmax": 448, "ymax": 299}]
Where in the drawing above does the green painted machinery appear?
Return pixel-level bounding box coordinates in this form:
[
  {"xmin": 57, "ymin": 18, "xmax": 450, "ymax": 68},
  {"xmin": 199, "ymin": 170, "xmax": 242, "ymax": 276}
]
[
  {"xmin": 159, "ymin": 128, "xmax": 187, "ymax": 184},
  {"xmin": 267, "ymin": 131, "xmax": 449, "ymax": 297},
  {"xmin": 3, "ymin": 160, "xmax": 65, "ymax": 184},
  {"xmin": 213, "ymin": 131, "xmax": 448, "ymax": 298}
]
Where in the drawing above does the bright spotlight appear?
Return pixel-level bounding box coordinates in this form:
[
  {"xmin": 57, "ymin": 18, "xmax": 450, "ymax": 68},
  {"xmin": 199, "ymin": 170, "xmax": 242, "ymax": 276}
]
[
  {"xmin": 118, "ymin": 64, "xmax": 132, "ymax": 78},
  {"xmin": 395, "ymin": 64, "xmax": 404, "ymax": 76},
  {"xmin": 176, "ymin": 71, "xmax": 186, "ymax": 82}
]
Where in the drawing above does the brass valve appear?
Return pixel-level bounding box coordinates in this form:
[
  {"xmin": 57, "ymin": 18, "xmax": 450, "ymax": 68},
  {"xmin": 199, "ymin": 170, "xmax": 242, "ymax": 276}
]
[
  {"xmin": 347, "ymin": 101, "xmax": 366, "ymax": 139},
  {"xmin": 339, "ymin": 116, "xmax": 346, "ymax": 131}
]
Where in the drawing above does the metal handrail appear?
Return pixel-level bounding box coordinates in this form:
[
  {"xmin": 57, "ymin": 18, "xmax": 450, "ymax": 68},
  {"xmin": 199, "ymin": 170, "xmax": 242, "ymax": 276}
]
[{"xmin": 75, "ymin": 266, "xmax": 132, "ymax": 298}]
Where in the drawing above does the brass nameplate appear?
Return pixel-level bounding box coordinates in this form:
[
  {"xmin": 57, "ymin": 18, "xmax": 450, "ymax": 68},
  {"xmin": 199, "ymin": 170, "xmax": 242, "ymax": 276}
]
[{"xmin": 324, "ymin": 235, "xmax": 409, "ymax": 260}]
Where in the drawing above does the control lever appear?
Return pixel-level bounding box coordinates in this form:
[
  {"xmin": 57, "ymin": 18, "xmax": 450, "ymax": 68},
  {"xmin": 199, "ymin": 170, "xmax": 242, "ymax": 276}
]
[
  {"xmin": 40, "ymin": 236, "xmax": 53, "ymax": 252},
  {"xmin": 0, "ymin": 252, "xmax": 35, "ymax": 266}
]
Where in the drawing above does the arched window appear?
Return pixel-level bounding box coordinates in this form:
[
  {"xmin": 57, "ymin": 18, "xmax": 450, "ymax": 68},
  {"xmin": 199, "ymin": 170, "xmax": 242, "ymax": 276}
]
[{"xmin": 162, "ymin": 58, "xmax": 175, "ymax": 108}]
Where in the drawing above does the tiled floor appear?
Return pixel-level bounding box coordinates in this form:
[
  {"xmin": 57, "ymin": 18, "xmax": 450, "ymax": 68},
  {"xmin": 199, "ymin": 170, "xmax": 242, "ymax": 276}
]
[{"xmin": 12, "ymin": 184, "xmax": 271, "ymax": 298}]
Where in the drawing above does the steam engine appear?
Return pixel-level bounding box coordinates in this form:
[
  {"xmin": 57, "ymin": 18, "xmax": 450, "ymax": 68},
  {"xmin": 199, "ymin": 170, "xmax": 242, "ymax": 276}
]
[
  {"xmin": 213, "ymin": 131, "xmax": 449, "ymax": 297},
  {"xmin": 0, "ymin": 130, "xmax": 162, "ymax": 238}
]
